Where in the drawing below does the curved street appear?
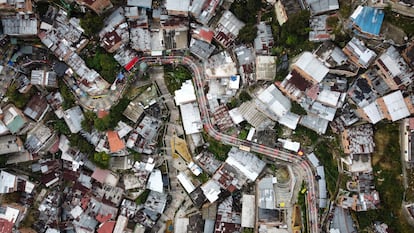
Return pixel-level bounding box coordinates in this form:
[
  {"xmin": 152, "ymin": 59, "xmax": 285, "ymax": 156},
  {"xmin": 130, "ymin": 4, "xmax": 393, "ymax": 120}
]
[
  {"xmin": 139, "ymin": 55, "xmax": 320, "ymax": 233},
  {"xmin": 79, "ymin": 55, "xmax": 321, "ymax": 233}
]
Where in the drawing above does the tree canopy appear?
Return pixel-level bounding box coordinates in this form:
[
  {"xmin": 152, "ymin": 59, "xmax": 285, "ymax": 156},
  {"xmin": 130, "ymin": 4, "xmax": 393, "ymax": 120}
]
[
  {"xmin": 93, "ymin": 151, "xmax": 110, "ymax": 169},
  {"xmin": 84, "ymin": 47, "xmax": 120, "ymax": 83},
  {"xmin": 80, "ymin": 12, "xmax": 104, "ymax": 37},
  {"xmin": 238, "ymin": 24, "xmax": 257, "ymax": 44},
  {"xmin": 231, "ymin": 0, "xmax": 263, "ymax": 24}
]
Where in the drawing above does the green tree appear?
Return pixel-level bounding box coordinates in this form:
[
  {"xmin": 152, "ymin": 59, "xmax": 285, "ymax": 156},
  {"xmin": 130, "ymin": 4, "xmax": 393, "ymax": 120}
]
[
  {"xmin": 81, "ymin": 110, "xmax": 97, "ymax": 132},
  {"xmin": 108, "ymin": 97, "xmax": 130, "ymax": 126},
  {"xmin": 164, "ymin": 65, "xmax": 192, "ymax": 94},
  {"xmin": 242, "ymin": 228, "xmax": 254, "ymax": 233},
  {"xmin": 290, "ymin": 102, "xmax": 307, "ymax": 115},
  {"xmin": 69, "ymin": 134, "xmax": 94, "ymax": 155},
  {"xmin": 94, "ymin": 116, "xmax": 111, "ymax": 131},
  {"xmin": 84, "ymin": 48, "xmax": 120, "ymax": 83},
  {"xmin": 238, "ymin": 24, "xmax": 257, "ymax": 43},
  {"xmin": 80, "ymin": 12, "xmax": 104, "ymax": 37},
  {"xmin": 5, "ymin": 82, "xmax": 33, "ymax": 108},
  {"xmin": 231, "ymin": 0, "xmax": 263, "ymax": 24},
  {"xmin": 135, "ymin": 189, "xmax": 150, "ymax": 204},
  {"xmin": 52, "ymin": 119, "xmax": 71, "ymax": 135},
  {"xmin": 239, "ymin": 91, "xmax": 252, "ymax": 102},
  {"xmin": 59, "ymin": 80, "xmax": 76, "ymax": 110},
  {"xmin": 93, "ymin": 151, "xmax": 110, "ymax": 169}
]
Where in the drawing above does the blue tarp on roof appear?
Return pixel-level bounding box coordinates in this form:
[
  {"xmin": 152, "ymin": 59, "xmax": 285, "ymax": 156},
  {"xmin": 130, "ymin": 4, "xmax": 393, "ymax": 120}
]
[{"xmin": 351, "ymin": 6, "xmax": 384, "ymax": 36}]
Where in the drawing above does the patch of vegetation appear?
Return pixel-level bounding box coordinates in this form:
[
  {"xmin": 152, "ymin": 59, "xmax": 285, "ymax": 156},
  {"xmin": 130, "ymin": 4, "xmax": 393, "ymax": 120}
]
[
  {"xmin": 59, "ymin": 79, "xmax": 76, "ymax": 110},
  {"xmin": 195, "ymin": 172, "xmax": 210, "ymax": 184},
  {"xmin": 34, "ymin": 1, "xmax": 51, "ymax": 17},
  {"xmin": 314, "ymin": 141, "xmax": 339, "ymax": 197},
  {"xmin": 164, "ymin": 65, "xmax": 192, "ymax": 94},
  {"xmin": 124, "ymin": 83, "xmax": 152, "ymax": 100},
  {"xmin": 326, "ymin": 15, "xmax": 339, "ymax": 29},
  {"xmin": 238, "ymin": 24, "xmax": 257, "ymax": 44},
  {"xmin": 271, "ymin": 10, "xmax": 316, "ymax": 57},
  {"xmin": 0, "ymin": 156, "xmax": 7, "ymax": 166},
  {"xmin": 242, "ymin": 228, "xmax": 254, "ymax": 233},
  {"xmin": 79, "ymin": 12, "xmax": 104, "ymax": 37},
  {"xmin": 290, "ymin": 102, "xmax": 307, "ymax": 115},
  {"xmin": 357, "ymin": 122, "xmax": 413, "ymax": 232},
  {"xmin": 109, "ymin": 97, "xmax": 130, "ymax": 124},
  {"xmin": 338, "ymin": 0, "xmax": 353, "ymax": 19},
  {"xmin": 274, "ymin": 68, "xmax": 289, "ymax": 82},
  {"xmin": 52, "ymin": 119, "xmax": 71, "ymax": 135},
  {"xmin": 84, "ymin": 47, "xmax": 120, "ymax": 83},
  {"xmin": 239, "ymin": 91, "xmax": 252, "ymax": 102},
  {"xmin": 238, "ymin": 128, "xmax": 249, "ymax": 140},
  {"xmin": 230, "ymin": 0, "xmax": 263, "ymax": 25},
  {"xmin": 406, "ymin": 168, "xmax": 414, "ymax": 202},
  {"xmin": 5, "ymin": 82, "xmax": 35, "ymax": 108},
  {"xmin": 2, "ymin": 192, "xmax": 20, "ymax": 203},
  {"xmin": 135, "ymin": 189, "xmax": 150, "ymax": 205},
  {"xmin": 20, "ymin": 208, "xmax": 39, "ymax": 228},
  {"xmin": 202, "ymin": 132, "xmax": 231, "ymax": 161},
  {"xmin": 68, "ymin": 134, "xmax": 95, "ymax": 155},
  {"xmin": 129, "ymin": 149, "xmax": 141, "ymax": 162},
  {"xmin": 91, "ymin": 98, "xmax": 131, "ymax": 131},
  {"xmin": 93, "ymin": 151, "xmax": 110, "ymax": 169},
  {"xmin": 384, "ymin": 6, "xmax": 414, "ymax": 37},
  {"xmin": 292, "ymin": 125, "xmax": 318, "ymax": 146},
  {"xmin": 227, "ymin": 91, "xmax": 252, "ymax": 109},
  {"xmin": 81, "ymin": 110, "xmax": 97, "ymax": 132}
]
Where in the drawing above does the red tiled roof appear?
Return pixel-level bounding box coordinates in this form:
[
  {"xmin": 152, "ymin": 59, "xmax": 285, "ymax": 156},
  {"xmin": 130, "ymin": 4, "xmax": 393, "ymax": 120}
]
[
  {"xmin": 96, "ymin": 213, "xmax": 112, "ymax": 223},
  {"xmin": 107, "ymin": 131, "xmax": 125, "ymax": 153},
  {"xmin": 0, "ymin": 219, "xmax": 13, "ymax": 233},
  {"xmin": 81, "ymin": 196, "xmax": 90, "ymax": 210},
  {"xmin": 97, "ymin": 221, "xmax": 116, "ymax": 233},
  {"xmin": 199, "ymin": 29, "xmax": 214, "ymax": 43}
]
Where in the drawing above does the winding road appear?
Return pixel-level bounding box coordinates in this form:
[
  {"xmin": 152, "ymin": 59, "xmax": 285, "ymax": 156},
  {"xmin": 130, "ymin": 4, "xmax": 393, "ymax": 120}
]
[{"xmin": 133, "ymin": 55, "xmax": 321, "ymax": 233}]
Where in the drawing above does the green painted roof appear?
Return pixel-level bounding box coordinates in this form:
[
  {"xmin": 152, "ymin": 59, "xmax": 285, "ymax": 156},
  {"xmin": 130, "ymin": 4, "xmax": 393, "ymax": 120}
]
[{"xmin": 7, "ymin": 115, "xmax": 26, "ymax": 134}]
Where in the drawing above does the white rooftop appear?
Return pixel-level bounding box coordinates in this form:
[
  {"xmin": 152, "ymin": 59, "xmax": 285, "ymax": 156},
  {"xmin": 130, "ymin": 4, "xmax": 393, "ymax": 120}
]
[
  {"xmin": 70, "ymin": 206, "xmax": 83, "ymax": 219},
  {"xmin": 241, "ymin": 194, "xmax": 255, "ymax": 228},
  {"xmin": 147, "ymin": 169, "xmax": 163, "ymax": 193},
  {"xmin": 0, "ymin": 206, "xmax": 19, "ymax": 223},
  {"xmin": 383, "ymin": 90, "xmax": 410, "ymax": 122},
  {"xmin": 295, "ymin": 51, "xmax": 329, "ymax": 82},
  {"xmin": 278, "ymin": 111, "xmax": 300, "ymax": 130},
  {"xmin": 165, "ymin": 0, "xmax": 190, "ymax": 12},
  {"xmin": 228, "ymin": 75, "xmax": 240, "ymax": 90},
  {"xmin": 278, "ymin": 139, "xmax": 300, "ymax": 152},
  {"xmin": 346, "ymin": 37, "xmax": 377, "ymax": 68},
  {"xmin": 0, "ymin": 171, "xmax": 16, "ymax": 194},
  {"xmin": 63, "ymin": 106, "xmax": 84, "ymax": 134},
  {"xmin": 174, "ymin": 80, "xmax": 196, "ymax": 106},
  {"xmin": 201, "ymin": 180, "xmax": 221, "ymax": 203},
  {"xmin": 177, "ymin": 172, "xmax": 196, "ymax": 193},
  {"xmin": 226, "ymin": 147, "xmax": 266, "ymax": 181},
  {"xmin": 127, "ymin": 0, "xmax": 152, "ymax": 8},
  {"xmin": 180, "ymin": 102, "xmax": 202, "ymax": 135},
  {"xmin": 307, "ymin": 152, "xmax": 320, "ymax": 168},
  {"xmin": 257, "ymin": 84, "xmax": 291, "ymax": 117},
  {"xmin": 317, "ymin": 89, "xmax": 341, "ymax": 107},
  {"xmin": 362, "ymin": 102, "xmax": 384, "ymax": 124},
  {"xmin": 229, "ymin": 107, "xmax": 244, "ymax": 124}
]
